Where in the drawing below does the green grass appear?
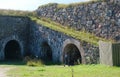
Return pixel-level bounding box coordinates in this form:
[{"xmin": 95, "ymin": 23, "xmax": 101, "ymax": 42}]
[
  {"xmin": 5, "ymin": 64, "xmax": 120, "ymax": 77},
  {"xmin": 57, "ymin": 0, "xmax": 99, "ymax": 8},
  {"xmin": 38, "ymin": 0, "xmax": 105, "ymax": 9},
  {"xmin": 30, "ymin": 17, "xmax": 113, "ymax": 46},
  {"xmin": 0, "ymin": 9, "xmax": 36, "ymax": 16}
]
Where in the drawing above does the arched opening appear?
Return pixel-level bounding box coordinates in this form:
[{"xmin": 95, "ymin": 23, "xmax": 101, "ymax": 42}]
[
  {"xmin": 41, "ymin": 42, "xmax": 52, "ymax": 61},
  {"xmin": 63, "ymin": 44, "xmax": 82, "ymax": 65},
  {"xmin": 4, "ymin": 40, "xmax": 21, "ymax": 60}
]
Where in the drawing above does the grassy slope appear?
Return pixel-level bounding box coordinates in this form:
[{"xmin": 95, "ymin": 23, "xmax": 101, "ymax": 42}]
[
  {"xmin": 6, "ymin": 64, "xmax": 120, "ymax": 77},
  {"xmin": 30, "ymin": 17, "xmax": 112, "ymax": 46},
  {"xmin": 0, "ymin": 9, "xmax": 35, "ymax": 16},
  {"xmin": 39, "ymin": 0, "xmax": 106, "ymax": 9}
]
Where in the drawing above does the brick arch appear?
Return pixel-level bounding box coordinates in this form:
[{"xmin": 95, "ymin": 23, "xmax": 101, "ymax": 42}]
[
  {"xmin": 1, "ymin": 35, "xmax": 24, "ymax": 60},
  {"xmin": 61, "ymin": 39, "xmax": 85, "ymax": 64}
]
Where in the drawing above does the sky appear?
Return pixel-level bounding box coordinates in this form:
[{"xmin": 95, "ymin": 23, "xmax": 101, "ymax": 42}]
[{"xmin": 0, "ymin": 0, "xmax": 90, "ymax": 11}]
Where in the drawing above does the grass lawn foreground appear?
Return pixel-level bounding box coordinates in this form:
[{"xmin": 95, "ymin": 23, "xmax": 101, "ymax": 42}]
[{"xmin": 3, "ymin": 64, "xmax": 120, "ymax": 77}]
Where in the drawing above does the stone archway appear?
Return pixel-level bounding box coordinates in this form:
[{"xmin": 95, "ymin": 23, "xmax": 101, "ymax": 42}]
[
  {"xmin": 41, "ymin": 42, "xmax": 52, "ymax": 61},
  {"xmin": 63, "ymin": 44, "xmax": 81, "ymax": 65},
  {"xmin": 4, "ymin": 40, "xmax": 21, "ymax": 60},
  {"xmin": 62, "ymin": 39, "xmax": 85, "ymax": 65}
]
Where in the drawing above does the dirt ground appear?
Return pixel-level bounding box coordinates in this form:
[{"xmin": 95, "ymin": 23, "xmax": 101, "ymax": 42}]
[{"xmin": 0, "ymin": 66, "xmax": 12, "ymax": 77}]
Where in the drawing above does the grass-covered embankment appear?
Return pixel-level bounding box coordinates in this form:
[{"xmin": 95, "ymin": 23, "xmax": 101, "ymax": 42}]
[
  {"xmin": 39, "ymin": 0, "xmax": 106, "ymax": 9},
  {"xmin": 30, "ymin": 17, "xmax": 113, "ymax": 46}
]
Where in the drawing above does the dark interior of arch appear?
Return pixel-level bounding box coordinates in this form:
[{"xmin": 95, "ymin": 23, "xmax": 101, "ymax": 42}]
[
  {"xmin": 41, "ymin": 42, "xmax": 52, "ymax": 61},
  {"xmin": 4, "ymin": 40, "xmax": 21, "ymax": 60},
  {"xmin": 63, "ymin": 44, "xmax": 82, "ymax": 65}
]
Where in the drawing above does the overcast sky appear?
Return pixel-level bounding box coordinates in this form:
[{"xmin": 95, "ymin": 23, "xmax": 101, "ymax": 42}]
[{"xmin": 0, "ymin": 0, "xmax": 90, "ymax": 11}]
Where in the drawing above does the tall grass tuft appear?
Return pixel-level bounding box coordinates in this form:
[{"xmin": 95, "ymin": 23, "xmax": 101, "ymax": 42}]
[{"xmin": 24, "ymin": 56, "xmax": 44, "ymax": 67}]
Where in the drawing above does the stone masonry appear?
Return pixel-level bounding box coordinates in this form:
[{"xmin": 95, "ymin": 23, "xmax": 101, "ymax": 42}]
[
  {"xmin": 29, "ymin": 21, "xmax": 99, "ymax": 64},
  {"xmin": 2, "ymin": 0, "xmax": 119, "ymax": 64},
  {"xmin": 0, "ymin": 16, "xmax": 30, "ymax": 60},
  {"xmin": 36, "ymin": 0, "xmax": 120, "ymax": 41},
  {"xmin": 0, "ymin": 15, "xmax": 99, "ymax": 64}
]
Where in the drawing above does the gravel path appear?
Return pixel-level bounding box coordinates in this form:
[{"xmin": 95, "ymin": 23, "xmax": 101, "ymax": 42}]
[{"xmin": 0, "ymin": 66, "xmax": 12, "ymax": 77}]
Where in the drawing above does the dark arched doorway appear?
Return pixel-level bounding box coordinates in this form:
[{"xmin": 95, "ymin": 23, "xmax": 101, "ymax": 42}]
[
  {"xmin": 63, "ymin": 44, "xmax": 82, "ymax": 65},
  {"xmin": 41, "ymin": 42, "xmax": 52, "ymax": 61},
  {"xmin": 4, "ymin": 40, "xmax": 21, "ymax": 60}
]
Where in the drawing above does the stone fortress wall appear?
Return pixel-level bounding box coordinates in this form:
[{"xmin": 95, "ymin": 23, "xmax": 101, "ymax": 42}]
[
  {"xmin": 29, "ymin": 21, "xmax": 99, "ymax": 64},
  {"xmin": 0, "ymin": 15, "xmax": 99, "ymax": 64},
  {"xmin": 36, "ymin": 0, "xmax": 120, "ymax": 41},
  {"xmin": 0, "ymin": 0, "xmax": 119, "ymax": 64},
  {"xmin": 0, "ymin": 16, "xmax": 30, "ymax": 60}
]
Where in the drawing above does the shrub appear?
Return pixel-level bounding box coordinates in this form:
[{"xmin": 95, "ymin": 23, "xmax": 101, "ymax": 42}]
[
  {"xmin": 27, "ymin": 59, "xmax": 44, "ymax": 67},
  {"xmin": 24, "ymin": 56, "xmax": 44, "ymax": 67}
]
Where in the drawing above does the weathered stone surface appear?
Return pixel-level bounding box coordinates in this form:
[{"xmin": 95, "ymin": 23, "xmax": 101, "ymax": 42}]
[
  {"xmin": 0, "ymin": 15, "xmax": 99, "ymax": 64},
  {"xmin": 0, "ymin": 16, "xmax": 30, "ymax": 60},
  {"xmin": 4, "ymin": 0, "xmax": 119, "ymax": 64},
  {"xmin": 36, "ymin": 0, "xmax": 120, "ymax": 41},
  {"xmin": 29, "ymin": 21, "xmax": 99, "ymax": 64}
]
